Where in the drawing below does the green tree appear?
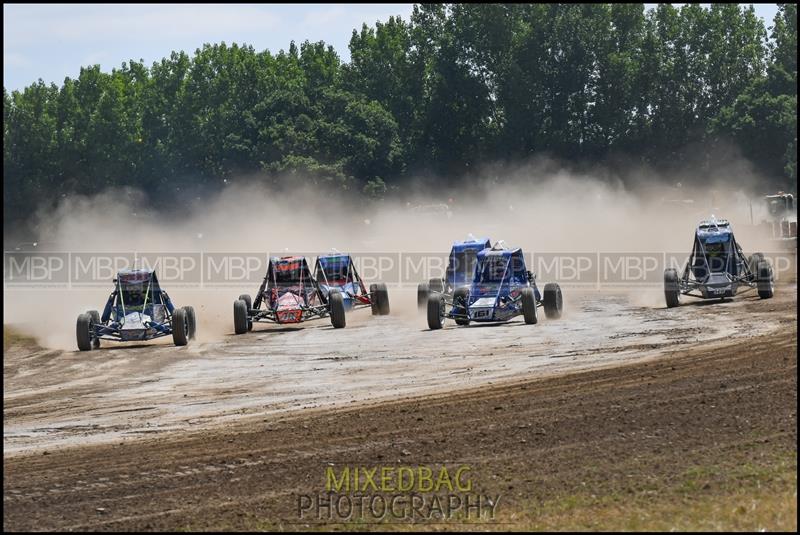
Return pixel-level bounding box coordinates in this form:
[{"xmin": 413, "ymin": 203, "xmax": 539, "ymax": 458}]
[{"xmin": 3, "ymin": 3, "xmax": 797, "ymax": 229}]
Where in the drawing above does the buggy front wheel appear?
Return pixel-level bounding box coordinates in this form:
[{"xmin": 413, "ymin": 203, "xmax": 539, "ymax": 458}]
[
  {"xmin": 417, "ymin": 282, "xmax": 429, "ymax": 309},
  {"xmin": 664, "ymin": 268, "xmax": 680, "ymax": 308},
  {"xmin": 521, "ymin": 287, "xmax": 538, "ymax": 325},
  {"xmin": 453, "ymin": 287, "xmax": 470, "ymax": 326},
  {"xmin": 238, "ymin": 294, "xmax": 252, "ymax": 311},
  {"xmin": 542, "ymin": 283, "xmax": 563, "ymax": 319},
  {"xmin": 756, "ymin": 260, "xmax": 774, "ymax": 299},
  {"xmin": 183, "ymin": 306, "xmax": 197, "ymax": 340},
  {"xmin": 233, "ymin": 299, "xmax": 249, "ymax": 334},
  {"xmin": 371, "ymin": 282, "xmax": 390, "ymax": 315},
  {"xmin": 172, "ymin": 307, "xmax": 189, "ymax": 346},
  {"xmin": 87, "ymin": 310, "xmax": 101, "ymax": 348},
  {"xmin": 427, "ymin": 293, "xmax": 445, "ymax": 330},
  {"xmin": 76, "ymin": 313, "xmax": 92, "ymax": 351},
  {"xmin": 329, "ymin": 290, "xmax": 346, "ymax": 328}
]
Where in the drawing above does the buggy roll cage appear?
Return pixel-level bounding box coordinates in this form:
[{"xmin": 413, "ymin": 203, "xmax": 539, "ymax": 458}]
[
  {"xmin": 88, "ymin": 270, "xmax": 182, "ymax": 343},
  {"xmin": 313, "ymin": 255, "xmax": 369, "ymax": 297},
  {"xmin": 251, "ymin": 257, "xmax": 322, "ymax": 311},
  {"xmin": 101, "ymin": 271, "xmax": 176, "ymax": 324},
  {"xmin": 676, "ymin": 220, "xmax": 759, "ymax": 297},
  {"xmin": 442, "ymin": 245, "xmax": 537, "ymax": 313},
  {"xmin": 438, "ymin": 245, "xmax": 543, "ymax": 325}
]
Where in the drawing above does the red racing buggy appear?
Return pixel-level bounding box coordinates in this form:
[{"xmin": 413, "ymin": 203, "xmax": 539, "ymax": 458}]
[{"xmin": 233, "ymin": 256, "xmax": 347, "ymax": 333}]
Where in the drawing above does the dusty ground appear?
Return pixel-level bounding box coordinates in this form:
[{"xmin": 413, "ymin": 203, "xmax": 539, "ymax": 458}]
[
  {"xmin": 3, "ymin": 287, "xmax": 797, "ymax": 530},
  {"xmin": 3, "ymin": 288, "xmax": 790, "ymax": 454}
]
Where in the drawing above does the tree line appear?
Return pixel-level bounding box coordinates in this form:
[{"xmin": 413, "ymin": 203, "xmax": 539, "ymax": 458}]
[{"xmin": 3, "ymin": 4, "xmax": 797, "ymax": 227}]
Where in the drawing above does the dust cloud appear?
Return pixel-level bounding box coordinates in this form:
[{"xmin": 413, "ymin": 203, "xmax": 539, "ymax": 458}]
[{"xmin": 3, "ymin": 158, "xmax": 783, "ymax": 349}]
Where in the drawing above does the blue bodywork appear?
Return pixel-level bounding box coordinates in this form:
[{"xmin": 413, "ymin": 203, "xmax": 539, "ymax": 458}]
[
  {"xmin": 453, "ymin": 247, "xmax": 539, "ymax": 322},
  {"xmin": 444, "ymin": 237, "xmax": 492, "ymax": 292},
  {"xmin": 697, "ymin": 224, "xmax": 733, "ymax": 244},
  {"xmin": 676, "ymin": 217, "xmax": 761, "ymax": 300},
  {"xmin": 691, "ymin": 220, "xmax": 739, "ymax": 281}
]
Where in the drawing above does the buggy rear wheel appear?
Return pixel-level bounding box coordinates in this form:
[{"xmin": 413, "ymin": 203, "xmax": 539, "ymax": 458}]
[
  {"xmin": 542, "ymin": 283, "xmax": 563, "ymax": 319},
  {"xmin": 87, "ymin": 310, "xmax": 101, "ymax": 349},
  {"xmin": 453, "ymin": 287, "xmax": 470, "ymax": 326},
  {"xmin": 756, "ymin": 260, "xmax": 774, "ymax": 299},
  {"xmin": 372, "ymin": 282, "xmax": 390, "ymax": 315},
  {"xmin": 748, "ymin": 253, "xmax": 764, "ymax": 277},
  {"xmin": 172, "ymin": 307, "xmax": 188, "ymax": 346},
  {"xmin": 370, "ymin": 283, "xmax": 379, "ymax": 315},
  {"xmin": 428, "ymin": 278, "xmax": 445, "ymax": 294},
  {"xmin": 76, "ymin": 313, "xmax": 92, "ymax": 352},
  {"xmin": 237, "ymin": 294, "xmax": 253, "ymax": 330},
  {"xmin": 427, "ymin": 293, "xmax": 445, "ymax": 330},
  {"xmin": 664, "ymin": 268, "xmax": 680, "ymax": 308},
  {"xmin": 417, "ymin": 282, "xmax": 429, "ymax": 309},
  {"xmin": 233, "ymin": 299, "xmax": 249, "ymax": 334},
  {"xmin": 183, "ymin": 306, "xmax": 197, "ymax": 340},
  {"xmin": 521, "ymin": 287, "xmax": 538, "ymax": 325},
  {"xmin": 329, "ymin": 290, "xmax": 346, "ymax": 328}
]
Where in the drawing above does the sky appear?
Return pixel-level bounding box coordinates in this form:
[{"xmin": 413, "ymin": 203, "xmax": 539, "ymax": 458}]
[{"xmin": 3, "ymin": 3, "xmax": 781, "ymax": 92}]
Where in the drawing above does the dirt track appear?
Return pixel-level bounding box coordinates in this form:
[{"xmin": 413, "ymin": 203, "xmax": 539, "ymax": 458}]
[
  {"xmin": 3, "ymin": 288, "xmax": 791, "ymax": 454},
  {"xmin": 3, "ymin": 287, "xmax": 797, "ymax": 530}
]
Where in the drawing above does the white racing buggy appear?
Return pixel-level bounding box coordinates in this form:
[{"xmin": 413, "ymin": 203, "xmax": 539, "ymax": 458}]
[
  {"xmin": 664, "ymin": 217, "xmax": 774, "ymax": 307},
  {"xmin": 76, "ymin": 269, "xmax": 197, "ymax": 351}
]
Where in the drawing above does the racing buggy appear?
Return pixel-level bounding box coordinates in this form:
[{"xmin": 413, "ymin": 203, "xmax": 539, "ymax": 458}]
[
  {"xmin": 76, "ymin": 269, "xmax": 197, "ymax": 351},
  {"xmin": 233, "ymin": 256, "xmax": 347, "ymax": 333},
  {"xmin": 417, "ymin": 236, "xmax": 492, "ymax": 308},
  {"xmin": 314, "ymin": 253, "xmax": 390, "ymax": 315},
  {"xmin": 427, "ymin": 242, "xmax": 563, "ymax": 329},
  {"xmin": 664, "ymin": 217, "xmax": 774, "ymax": 308}
]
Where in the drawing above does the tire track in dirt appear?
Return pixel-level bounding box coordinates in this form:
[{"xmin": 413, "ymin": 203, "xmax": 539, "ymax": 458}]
[
  {"xmin": 3, "ymin": 291, "xmax": 796, "ymax": 531},
  {"xmin": 3, "ymin": 288, "xmax": 794, "ymax": 455}
]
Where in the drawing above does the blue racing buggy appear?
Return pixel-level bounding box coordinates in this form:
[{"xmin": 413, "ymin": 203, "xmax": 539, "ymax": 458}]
[
  {"xmin": 417, "ymin": 236, "xmax": 492, "ymax": 308},
  {"xmin": 427, "ymin": 242, "xmax": 563, "ymax": 329},
  {"xmin": 664, "ymin": 217, "xmax": 774, "ymax": 307},
  {"xmin": 233, "ymin": 255, "xmax": 348, "ymax": 333},
  {"xmin": 76, "ymin": 269, "xmax": 196, "ymax": 351},
  {"xmin": 314, "ymin": 253, "xmax": 390, "ymax": 315}
]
